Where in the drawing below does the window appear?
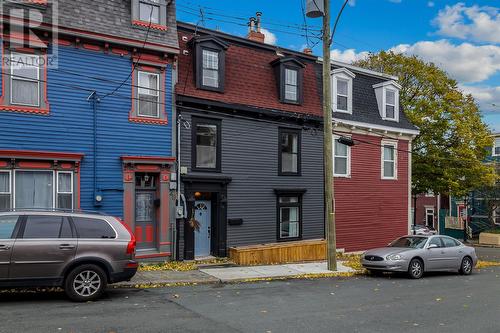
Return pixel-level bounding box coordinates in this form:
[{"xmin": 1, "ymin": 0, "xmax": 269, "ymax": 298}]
[
  {"xmin": 7, "ymin": 170, "xmax": 74, "ymax": 209},
  {"xmin": 385, "ymin": 89, "xmax": 396, "ymax": 120},
  {"xmin": 428, "ymin": 237, "xmax": 443, "ymax": 248},
  {"xmin": 15, "ymin": 171, "xmax": 53, "ymax": 209},
  {"xmin": 279, "ymin": 129, "xmax": 301, "ymax": 175},
  {"xmin": 373, "ymin": 80, "xmax": 401, "ymax": 122},
  {"xmin": 333, "ymin": 136, "xmax": 351, "ymax": 177},
  {"xmin": 202, "ymin": 49, "xmax": 220, "ymax": 88},
  {"xmin": 193, "ymin": 36, "xmax": 228, "ymax": 92},
  {"xmin": 381, "ymin": 141, "xmax": 397, "ymax": 179},
  {"xmin": 332, "ymin": 68, "xmax": 355, "ymax": 114},
  {"xmin": 0, "ymin": 215, "xmax": 19, "ymax": 239},
  {"xmin": 137, "ymin": 71, "xmax": 160, "ymax": 118},
  {"xmin": 72, "ymin": 217, "xmax": 116, "ymax": 239},
  {"xmin": 442, "ymin": 237, "xmax": 459, "ymax": 247},
  {"xmin": 493, "ymin": 137, "xmax": 500, "ymax": 156},
  {"xmin": 192, "ymin": 117, "xmax": 221, "ymax": 172},
  {"xmin": 0, "ymin": 171, "xmax": 11, "ymax": 210},
  {"xmin": 57, "ymin": 172, "xmax": 73, "ymax": 210},
  {"xmin": 139, "ymin": 0, "xmax": 160, "ymax": 24},
  {"xmin": 284, "ymin": 68, "xmax": 298, "ymax": 102},
  {"xmin": 10, "ymin": 53, "xmax": 40, "ymax": 107},
  {"xmin": 271, "ymin": 57, "xmax": 305, "ymax": 104},
  {"xmin": 277, "ymin": 196, "xmax": 301, "ymax": 240},
  {"xmin": 22, "ymin": 215, "xmax": 65, "ymax": 239}
]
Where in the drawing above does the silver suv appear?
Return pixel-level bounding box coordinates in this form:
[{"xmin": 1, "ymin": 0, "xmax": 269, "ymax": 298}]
[{"xmin": 0, "ymin": 210, "xmax": 137, "ymax": 301}]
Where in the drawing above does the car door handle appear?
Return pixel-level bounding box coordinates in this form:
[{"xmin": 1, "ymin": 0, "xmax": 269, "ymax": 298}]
[
  {"xmin": 59, "ymin": 244, "xmax": 75, "ymax": 250},
  {"xmin": 0, "ymin": 245, "xmax": 11, "ymax": 251}
]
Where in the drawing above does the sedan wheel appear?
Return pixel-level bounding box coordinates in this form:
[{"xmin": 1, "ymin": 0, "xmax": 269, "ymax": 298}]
[
  {"xmin": 408, "ymin": 259, "xmax": 424, "ymax": 279},
  {"xmin": 459, "ymin": 257, "xmax": 473, "ymax": 275}
]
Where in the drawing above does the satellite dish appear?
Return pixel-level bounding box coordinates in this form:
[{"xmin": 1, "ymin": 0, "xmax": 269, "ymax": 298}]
[{"xmin": 306, "ymin": 0, "xmax": 324, "ymax": 18}]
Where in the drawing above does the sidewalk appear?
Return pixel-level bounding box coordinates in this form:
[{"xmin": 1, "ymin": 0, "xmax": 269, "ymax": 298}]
[{"xmin": 114, "ymin": 261, "xmax": 356, "ymax": 288}]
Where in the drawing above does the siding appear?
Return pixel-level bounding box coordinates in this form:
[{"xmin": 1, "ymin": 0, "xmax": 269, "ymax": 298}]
[
  {"xmin": 334, "ymin": 133, "xmax": 410, "ymax": 252},
  {"xmin": 0, "ymin": 44, "xmax": 173, "ymax": 217},
  {"xmin": 179, "ymin": 110, "xmax": 324, "ymax": 248}
]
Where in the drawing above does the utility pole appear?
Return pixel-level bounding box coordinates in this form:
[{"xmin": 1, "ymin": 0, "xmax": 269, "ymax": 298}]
[
  {"xmin": 307, "ymin": 0, "xmax": 350, "ymax": 271},
  {"xmin": 321, "ymin": 0, "xmax": 336, "ymax": 271}
]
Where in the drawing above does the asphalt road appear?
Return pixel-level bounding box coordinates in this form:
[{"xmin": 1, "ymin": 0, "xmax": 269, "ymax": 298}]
[{"xmin": 1, "ymin": 267, "xmax": 500, "ymax": 333}]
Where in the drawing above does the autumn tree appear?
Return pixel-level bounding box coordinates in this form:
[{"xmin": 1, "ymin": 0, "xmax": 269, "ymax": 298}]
[{"xmin": 354, "ymin": 51, "xmax": 495, "ymax": 196}]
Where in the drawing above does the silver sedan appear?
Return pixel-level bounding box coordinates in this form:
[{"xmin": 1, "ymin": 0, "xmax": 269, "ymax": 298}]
[{"xmin": 361, "ymin": 235, "xmax": 478, "ymax": 279}]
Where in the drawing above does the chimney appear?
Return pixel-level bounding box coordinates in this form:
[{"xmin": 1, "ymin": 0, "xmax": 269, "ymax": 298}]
[
  {"xmin": 303, "ymin": 48, "xmax": 313, "ymax": 55},
  {"xmin": 247, "ymin": 12, "xmax": 265, "ymax": 43}
]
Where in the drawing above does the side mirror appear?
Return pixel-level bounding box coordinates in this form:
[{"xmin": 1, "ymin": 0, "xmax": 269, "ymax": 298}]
[{"xmin": 428, "ymin": 244, "xmax": 439, "ymax": 249}]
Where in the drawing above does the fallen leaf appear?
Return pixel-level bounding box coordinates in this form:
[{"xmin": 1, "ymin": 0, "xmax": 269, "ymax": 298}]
[{"xmin": 435, "ymin": 298, "xmax": 442, "ymax": 302}]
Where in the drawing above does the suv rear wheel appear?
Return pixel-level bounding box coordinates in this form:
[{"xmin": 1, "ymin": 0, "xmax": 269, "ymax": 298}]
[{"xmin": 65, "ymin": 264, "xmax": 107, "ymax": 302}]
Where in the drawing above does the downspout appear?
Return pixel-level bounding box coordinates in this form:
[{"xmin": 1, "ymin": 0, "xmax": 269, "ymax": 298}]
[{"xmin": 87, "ymin": 91, "xmax": 100, "ymax": 207}]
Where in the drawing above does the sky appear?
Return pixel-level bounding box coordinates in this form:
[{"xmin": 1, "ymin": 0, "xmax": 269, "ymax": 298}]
[{"xmin": 177, "ymin": 0, "xmax": 500, "ymax": 131}]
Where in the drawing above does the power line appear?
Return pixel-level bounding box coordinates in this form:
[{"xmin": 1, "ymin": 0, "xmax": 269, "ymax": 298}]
[{"xmin": 100, "ymin": 5, "xmax": 155, "ymax": 100}]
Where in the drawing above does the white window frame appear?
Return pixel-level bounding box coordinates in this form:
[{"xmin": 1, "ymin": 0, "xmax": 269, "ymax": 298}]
[
  {"xmin": 383, "ymin": 88, "xmax": 398, "ymax": 121},
  {"xmin": 0, "ymin": 170, "xmax": 12, "ymax": 209},
  {"xmin": 284, "ymin": 68, "xmax": 299, "ymax": 102},
  {"xmin": 493, "ymin": 137, "xmax": 500, "ymax": 156},
  {"xmin": 13, "ymin": 170, "xmax": 56, "ymax": 209},
  {"xmin": 425, "ymin": 207, "xmax": 435, "ymax": 226},
  {"xmin": 381, "ymin": 140, "xmax": 397, "ymax": 180},
  {"xmin": 331, "ymin": 68, "xmax": 355, "ymax": 114},
  {"xmin": 201, "ymin": 48, "xmax": 220, "ymax": 89},
  {"xmin": 137, "ymin": 71, "xmax": 160, "ymax": 118},
  {"xmin": 57, "ymin": 171, "xmax": 74, "ymax": 210},
  {"xmin": 10, "ymin": 52, "xmax": 40, "ymax": 107},
  {"xmin": 333, "ymin": 135, "xmax": 351, "ymax": 178}
]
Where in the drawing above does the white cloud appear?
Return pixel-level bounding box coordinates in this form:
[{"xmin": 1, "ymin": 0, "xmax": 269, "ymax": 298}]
[
  {"xmin": 389, "ymin": 40, "xmax": 500, "ymax": 83},
  {"xmin": 261, "ymin": 28, "xmax": 277, "ymax": 45},
  {"xmin": 459, "ymin": 85, "xmax": 500, "ymax": 113},
  {"xmin": 427, "ymin": 1, "xmax": 434, "ymax": 8},
  {"xmin": 348, "ymin": 0, "xmax": 356, "ymax": 7},
  {"xmin": 433, "ymin": 3, "xmax": 500, "ymax": 44},
  {"xmin": 388, "ymin": 0, "xmax": 402, "ymax": 3},
  {"xmin": 330, "ymin": 49, "xmax": 369, "ymax": 63}
]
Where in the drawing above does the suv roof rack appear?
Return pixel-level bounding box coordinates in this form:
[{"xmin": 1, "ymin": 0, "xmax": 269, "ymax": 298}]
[{"xmin": 0, "ymin": 208, "xmax": 108, "ymax": 215}]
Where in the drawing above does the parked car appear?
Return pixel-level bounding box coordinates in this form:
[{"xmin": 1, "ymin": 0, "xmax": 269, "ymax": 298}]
[
  {"xmin": 0, "ymin": 210, "xmax": 137, "ymax": 301},
  {"xmin": 361, "ymin": 235, "xmax": 477, "ymax": 279},
  {"xmin": 410, "ymin": 225, "xmax": 437, "ymax": 236}
]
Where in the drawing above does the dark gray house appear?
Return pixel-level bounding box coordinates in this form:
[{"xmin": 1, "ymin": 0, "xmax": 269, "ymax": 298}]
[{"xmin": 175, "ymin": 22, "xmax": 325, "ymax": 259}]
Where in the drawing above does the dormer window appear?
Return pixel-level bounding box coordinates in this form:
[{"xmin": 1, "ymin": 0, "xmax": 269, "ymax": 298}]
[
  {"xmin": 373, "ymin": 80, "xmax": 401, "ymax": 122},
  {"xmin": 191, "ymin": 35, "xmax": 229, "ymax": 92},
  {"xmin": 131, "ymin": 0, "xmax": 167, "ymax": 30},
  {"xmin": 271, "ymin": 57, "xmax": 305, "ymax": 105},
  {"xmin": 331, "ymin": 68, "xmax": 355, "ymax": 114}
]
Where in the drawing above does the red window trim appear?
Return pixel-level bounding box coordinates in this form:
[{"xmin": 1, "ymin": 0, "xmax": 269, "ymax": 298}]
[
  {"xmin": 0, "ymin": 45, "xmax": 51, "ymax": 115},
  {"xmin": 131, "ymin": 20, "xmax": 168, "ymax": 32},
  {"xmin": 129, "ymin": 64, "xmax": 169, "ymax": 125}
]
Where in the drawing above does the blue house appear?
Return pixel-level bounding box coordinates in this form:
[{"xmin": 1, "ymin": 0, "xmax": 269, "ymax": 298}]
[{"xmin": 0, "ymin": 0, "xmax": 179, "ymax": 259}]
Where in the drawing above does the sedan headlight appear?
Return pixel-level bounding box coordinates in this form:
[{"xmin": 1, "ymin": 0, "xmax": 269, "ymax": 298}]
[{"xmin": 386, "ymin": 254, "xmax": 403, "ymax": 261}]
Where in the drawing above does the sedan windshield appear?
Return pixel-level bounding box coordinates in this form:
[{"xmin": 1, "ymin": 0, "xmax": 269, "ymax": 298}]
[{"xmin": 389, "ymin": 237, "xmax": 427, "ymax": 249}]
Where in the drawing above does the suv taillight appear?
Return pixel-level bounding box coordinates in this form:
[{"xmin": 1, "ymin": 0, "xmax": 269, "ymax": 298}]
[{"xmin": 115, "ymin": 217, "xmax": 136, "ymax": 255}]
